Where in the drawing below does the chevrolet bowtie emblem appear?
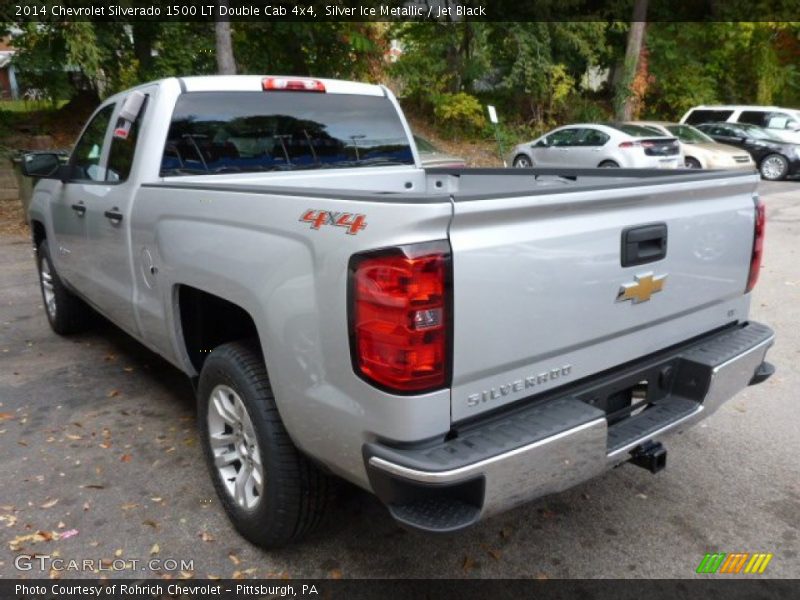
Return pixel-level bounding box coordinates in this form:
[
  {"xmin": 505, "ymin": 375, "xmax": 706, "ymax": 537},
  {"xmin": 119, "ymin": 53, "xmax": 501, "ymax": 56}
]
[{"xmin": 617, "ymin": 272, "xmax": 667, "ymax": 304}]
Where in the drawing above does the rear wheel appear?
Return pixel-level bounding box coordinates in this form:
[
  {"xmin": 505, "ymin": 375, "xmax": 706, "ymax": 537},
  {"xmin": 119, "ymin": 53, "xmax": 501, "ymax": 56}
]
[
  {"xmin": 759, "ymin": 154, "xmax": 789, "ymax": 181},
  {"xmin": 684, "ymin": 157, "xmax": 702, "ymax": 169},
  {"xmin": 598, "ymin": 160, "xmax": 619, "ymax": 168},
  {"xmin": 36, "ymin": 241, "xmax": 91, "ymax": 335},
  {"xmin": 198, "ymin": 341, "xmax": 331, "ymax": 548},
  {"xmin": 513, "ymin": 155, "xmax": 533, "ymax": 168}
]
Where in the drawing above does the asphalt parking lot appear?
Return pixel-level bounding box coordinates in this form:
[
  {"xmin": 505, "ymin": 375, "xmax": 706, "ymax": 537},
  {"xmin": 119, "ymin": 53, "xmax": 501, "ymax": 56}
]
[{"xmin": 0, "ymin": 180, "xmax": 798, "ymax": 580}]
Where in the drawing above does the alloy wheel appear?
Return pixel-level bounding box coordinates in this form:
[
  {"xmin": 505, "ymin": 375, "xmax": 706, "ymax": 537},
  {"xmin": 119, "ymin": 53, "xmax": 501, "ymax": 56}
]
[{"xmin": 207, "ymin": 384, "xmax": 264, "ymax": 510}]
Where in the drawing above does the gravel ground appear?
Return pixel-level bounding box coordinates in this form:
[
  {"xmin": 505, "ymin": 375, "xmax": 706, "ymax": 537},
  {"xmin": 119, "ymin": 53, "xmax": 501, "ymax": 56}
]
[{"xmin": 0, "ymin": 180, "xmax": 797, "ymax": 580}]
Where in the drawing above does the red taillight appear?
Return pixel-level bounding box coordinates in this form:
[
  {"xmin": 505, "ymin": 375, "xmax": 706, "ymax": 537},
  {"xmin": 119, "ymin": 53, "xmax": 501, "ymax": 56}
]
[
  {"xmin": 618, "ymin": 141, "xmax": 637, "ymax": 149},
  {"xmin": 746, "ymin": 199, "xmax": 766, "ymax": 293},
  {"xmin": 262, "ymin": 77, "xmax": 325, "ymax": 92},
  {"xmin": 349, "ymin": 242, "xmax": 451, "ymax": 394}
]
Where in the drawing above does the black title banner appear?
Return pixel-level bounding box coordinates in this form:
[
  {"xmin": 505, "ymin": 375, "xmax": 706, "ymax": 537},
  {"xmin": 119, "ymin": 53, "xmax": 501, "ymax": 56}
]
[
  {"xmin": 4, "ymin": 579, "xmax": 800, "ymax": 600},
  {"xmin": 4, "ymin": 0, "xmax": 800, "ymax": 22}
]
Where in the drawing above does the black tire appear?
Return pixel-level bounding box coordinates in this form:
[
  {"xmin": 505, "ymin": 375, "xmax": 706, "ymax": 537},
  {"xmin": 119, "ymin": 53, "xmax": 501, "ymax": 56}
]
[
  {"xmin": 36, "ymin": 240, "xmax": 92, "ymax": 335},
  {"xmin": 684, "ymin": 157, "xmax": 702, "ymax": 169},
  {"xmin": 598, "ymin": 160, "xmax": 619, "ymax": 168},
  {"xmin": 513, "ymin": 154, "xmax": 533, "ymax": 168},
  {"xmin": 759, "ymin": 154, "xmax": 789, "ymax": 181},
  {"xmin": 198, "ymin": 341, "xmax": 331, "ymax": 548}
]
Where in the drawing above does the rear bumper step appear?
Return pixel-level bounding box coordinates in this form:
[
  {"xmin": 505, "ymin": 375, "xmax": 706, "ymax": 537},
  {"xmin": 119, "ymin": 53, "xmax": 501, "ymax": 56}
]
[{"xmin": 365, "ymin": 322, "xmax": 774, "ymax": 533}]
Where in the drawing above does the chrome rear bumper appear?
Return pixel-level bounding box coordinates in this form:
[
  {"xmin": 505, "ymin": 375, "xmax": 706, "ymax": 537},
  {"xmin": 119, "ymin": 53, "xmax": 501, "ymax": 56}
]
[{"xmin": 365, "ymin": 322, "xmax": 774, "ymax": 532}]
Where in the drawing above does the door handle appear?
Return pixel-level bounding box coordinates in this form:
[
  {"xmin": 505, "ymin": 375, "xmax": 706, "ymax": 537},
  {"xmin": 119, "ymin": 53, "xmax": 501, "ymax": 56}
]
[
  {"xmin": 104, "ymin": 208, "xmax": 123, "ymax": 223},
  {"xmin": 71, "ymin": 202, "xmax": 86, "ymax": 216}
]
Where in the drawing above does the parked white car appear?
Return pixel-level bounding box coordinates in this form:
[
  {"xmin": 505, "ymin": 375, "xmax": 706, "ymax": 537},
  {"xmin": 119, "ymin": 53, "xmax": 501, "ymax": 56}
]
[
  {"xmin": 680, "ymin": 105, "xmax": 800, "ymax": 144},
  {"xmin": 510, "ymin": 123, "xmax": 683, "ymax": 169}
]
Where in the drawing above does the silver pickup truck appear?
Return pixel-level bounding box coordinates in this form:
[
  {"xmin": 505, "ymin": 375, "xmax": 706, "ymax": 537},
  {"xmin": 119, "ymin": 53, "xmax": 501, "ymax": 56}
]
[{"xmin": 22, "ymin": 76, "xmax": 774, "ymax": 548}]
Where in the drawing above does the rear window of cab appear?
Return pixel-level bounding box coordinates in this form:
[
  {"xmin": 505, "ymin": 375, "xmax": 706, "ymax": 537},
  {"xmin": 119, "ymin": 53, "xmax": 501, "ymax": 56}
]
[{"xmin": 160, "ymin": 91, "xmax": 414, "ymax": 176}]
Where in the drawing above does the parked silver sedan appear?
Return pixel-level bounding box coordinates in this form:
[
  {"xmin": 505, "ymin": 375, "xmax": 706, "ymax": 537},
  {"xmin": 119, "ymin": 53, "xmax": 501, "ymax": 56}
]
[{"xmin": 510, "ymin": 123, "xmax": 683, "ymax": 169}]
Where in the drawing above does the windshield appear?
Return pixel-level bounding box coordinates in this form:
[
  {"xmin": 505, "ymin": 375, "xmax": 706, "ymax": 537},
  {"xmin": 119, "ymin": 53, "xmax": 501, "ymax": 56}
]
[
  {"xmin": 734, "ymin": 123, "xmax": 782, "ymax": 141},
  {"xmin": 161, "ymin": 91, "xmax": 414, "ymax": 176},
  {"xmin": 665, "ymin": 124, "xmax": 714, "ymax": 143}
]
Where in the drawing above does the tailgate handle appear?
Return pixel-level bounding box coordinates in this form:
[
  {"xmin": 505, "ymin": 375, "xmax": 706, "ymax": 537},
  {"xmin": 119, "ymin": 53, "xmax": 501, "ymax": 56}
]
[{"xmin": 621, "ymin": 223, "xmax": 667, "ymax": 267}]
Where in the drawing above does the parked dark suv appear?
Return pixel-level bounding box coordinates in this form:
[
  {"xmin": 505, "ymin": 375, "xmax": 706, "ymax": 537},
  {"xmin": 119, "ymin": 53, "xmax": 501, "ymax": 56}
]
[{"xmin": 696, "ymin": 122, "xmax": 800, "ymax": 180}]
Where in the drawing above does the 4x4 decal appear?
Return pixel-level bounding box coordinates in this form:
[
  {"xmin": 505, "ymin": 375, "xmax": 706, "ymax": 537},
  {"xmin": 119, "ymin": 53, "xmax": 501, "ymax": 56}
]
[{"xmin": 300, "ymin": 209, "xmax": 367, "ymax": 235}]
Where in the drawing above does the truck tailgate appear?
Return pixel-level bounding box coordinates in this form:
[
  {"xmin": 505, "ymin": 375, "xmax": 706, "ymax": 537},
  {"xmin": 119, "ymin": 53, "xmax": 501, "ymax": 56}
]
[{"xmin": 447, "ymin": 171, "xmax": 759, "ymax": 422}]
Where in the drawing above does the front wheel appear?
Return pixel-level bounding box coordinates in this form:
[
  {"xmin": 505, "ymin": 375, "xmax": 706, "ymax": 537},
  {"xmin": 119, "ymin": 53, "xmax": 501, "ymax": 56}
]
[
  {"xmin": 198, "ymin": 341, "xmax": 331, "ymax": 548},
  {"xmin": 759, "ymin": 154, "xmax": 789, "ymax": 181},
  {"xmin": 36, "ymin": 240, "xmax": 91, "ymax": 335},
  {"xmin": 513, "ymin": 154, "xmax": 533, "ymax": 168}
]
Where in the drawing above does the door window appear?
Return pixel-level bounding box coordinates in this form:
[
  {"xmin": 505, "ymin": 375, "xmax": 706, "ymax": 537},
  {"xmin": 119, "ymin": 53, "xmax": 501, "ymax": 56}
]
[
  {"xmin": 578, "ymin": 128, "xmax": 610, "ymax": 146},
  {"xmin": 71, "ymin": 105, "xmax": 115, "ymax": 181},
  {"xmin": 684, "ymin": 109, "xmax": 733, "ymax": 125},
  {"xmin": 737, "ymin": 111, "xmax": 768, "ymax": 127},
  {"xmin": 547, "ymin": 129, "xmax": 581, "ymax": 147},
  {"xmin": 106, "ymin": 96, "xmax": 148, "ymax": 182}
]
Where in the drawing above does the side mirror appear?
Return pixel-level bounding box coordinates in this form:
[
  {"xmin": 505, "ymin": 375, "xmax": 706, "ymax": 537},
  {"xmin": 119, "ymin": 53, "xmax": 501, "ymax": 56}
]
[{"xmin": 20, "ymin": 152, "xmax": 62, "ymax": 179}]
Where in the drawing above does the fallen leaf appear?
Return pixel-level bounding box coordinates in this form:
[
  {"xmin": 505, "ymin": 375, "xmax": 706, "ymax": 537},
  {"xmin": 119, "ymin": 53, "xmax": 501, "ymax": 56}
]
[
  {"xmin": 143, "ymin": 519, "xmax": 159, "ymax": 530},
  {"xmin": 536, "ymin": 573, "xmax": 550, "ymax": 580},
  {"xmin": 500, "ymin": 526, "xmax": 513, "ymax": 539},
  {"xmin": 150, "ymin": 497, "xmax": 163, "ymax": 503},
  {"xmin": 65, "ymin": 434, "xmax": 83, "ymax": 441},
  {"xmin": 207, "ymin": 575, "xmax": 221, "ymax": 580},
  {"xmin": 150, "ymin": 543, "xmax": 160, "ymax": 556},
  {"xmin": 487, "ymin": 548, "xmax": 502, "ymax": 561},
  {"xmin": 82, "ymin": 485, "xmax": 105, "ymax": 490},
  {"xmin": 83, "ymin": 502, "xmax": 91, "ymax": 511},
  {"xmin": 120, "ymin": 454, "xmax": 132, "ymax": 463},
  {"xmin": 123, "ymin": 367, "xmax": 134, "ymax": 373},
  {"xmin": 99, "ymin": 442, "xmax": 111, "ymax": 449},
  {"xmin": 228, "ymin": 552, "xmax": 241, "ymax": 565},
  {"xmin": 40, "ymin": 498, "xmax": 59, "ymax": 509},
  {"xmin": 636, "ymin": 493, "xmax": 648, "ymax": 500},
  {"xmin": 179, "ymin": 571, "xmax": 194, "ymax": 579},
  {"xmin": 0, "ymin": 514, "xmax": 18, "ymax": 528},
  {"xmin": 114, "ymin": 549, "xmax": 123, "ymax": 557},
  {"xmin": 199, "ymin": 531, "xmax": 215, "ymax": 542},
  {"xmin": 539, "ymin": 508, "xmax": 558, "ymax": 519},
  {"xmin": 60, "ymin": 529, "xmax": 79, "ymax": 540},
  {"xmin": 329, "ymin": 569, "xmax": 342, "ymax": 579},
  {"xmin": 106, "ymin": 390, "xmax": 120, "ymax": 398},
  {"xmin": 462, "ymin": 556, "xmax": 476, "ymax": 573},
  {"xmin": 9, "ymin": 530, "xmax": 58, "ymax": 551},
  {"xmin": 0, "ymin": 413, "xmax": 13, "ymax": 422},
  {"xmin": 120, "ymin": 503, "xmax": 138, "ymax": 511},
  {"xmin": 57, "ymin": 521, "xmax": 65, "ymax": 529}
]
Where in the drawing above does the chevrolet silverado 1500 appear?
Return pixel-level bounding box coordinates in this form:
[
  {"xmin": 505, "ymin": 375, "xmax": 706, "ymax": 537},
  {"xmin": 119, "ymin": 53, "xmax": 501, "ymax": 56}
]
[{"xmin": 22, "ymin": 76, "xmax": 775, "ymax": 547}]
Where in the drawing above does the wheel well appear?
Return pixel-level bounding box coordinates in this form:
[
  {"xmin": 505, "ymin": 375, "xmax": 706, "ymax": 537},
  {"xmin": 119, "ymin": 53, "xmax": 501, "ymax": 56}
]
[
  {"xmin": 178, "ymin": 286, "xmax": 259, "ymax": 372},
  {"xmin": 31, "ymin": 220, "xmax": 46, "ymax": 248}
]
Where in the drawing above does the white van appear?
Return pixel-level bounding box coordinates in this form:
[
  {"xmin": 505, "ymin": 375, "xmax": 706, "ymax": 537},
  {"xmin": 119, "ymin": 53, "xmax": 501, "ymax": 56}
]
[{"xmin": 680, "ymin": 105, "xmax": 800, "ymax": 144}]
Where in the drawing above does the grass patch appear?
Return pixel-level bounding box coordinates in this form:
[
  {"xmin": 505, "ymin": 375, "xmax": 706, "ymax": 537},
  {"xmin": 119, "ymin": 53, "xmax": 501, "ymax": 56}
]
[{"xmin": 0, "ymin": 99, "xmax": 68, "ymax": 112}]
